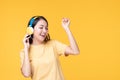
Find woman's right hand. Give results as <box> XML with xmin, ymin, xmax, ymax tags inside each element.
<box><xmin>23</xmin><ymin>34</ymin><xmax>30</xmax><ymax>49</ymax></box>
<box><xmin>21</xmin><ymin>34</ymin><xmax>32</xmax><ymax>77</ymax></box>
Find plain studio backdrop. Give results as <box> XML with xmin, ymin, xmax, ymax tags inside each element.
<box><xmin>0</xmin><ymin>0</ymin><xmax>120</xmax><ymax>80</ymax></box>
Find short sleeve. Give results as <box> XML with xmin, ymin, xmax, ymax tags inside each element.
<box><xmin>20</xmin><ymin>49</ymin><xmax>24</xmax><ymax>68</ymax></box>
<box><xmin>54</xmin><ymin>40</ymin><xmax>68</xmax><ymax>56</ymax></box>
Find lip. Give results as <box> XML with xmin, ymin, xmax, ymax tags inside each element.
<box><xmin>40</xmin><ymin>34</ymin><xmax>46</xmax><ymax>37</ymax></box>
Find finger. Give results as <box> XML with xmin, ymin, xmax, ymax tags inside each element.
<box><xmin>25</xmin><ymin>38</ymin><xmax>29</xmax><ymax>43</ymax></box>
<box><xmin>23</xmin><ymin>35</ymin><xmax>30</xmax><ymax>43</ymax></box>
<box><xmin>64</xmin><ymin>18</ymin><xmax>69</xmax><ymax>22</ymax></box>
<box><xmin>24</xmin><ymin>34</ymin><xmax>29</xmax><ymax>38</ymax></box>
<box><xmin>64</xmin><ymin>18</ymin><xmax>68</xmax><ymax>22</ymax></box>
<box><xmin>24</xmin><ymin>34</ymin><xmax>31</xmax><ymax>40</ymax></box>
<box><xmin>26</xmin><ymin>35</ymin><xmax>31</xmax><ymax>38</ymax></box>
<box><xmin>68</xmin><ymin>19</ymin><xmax>70</xmax><ymax>23</ymax></box>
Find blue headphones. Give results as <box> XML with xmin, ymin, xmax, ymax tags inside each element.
<box><xmin>26</xmin><ymin>17</ymin><xmax>38</xmax><ymax>35</ymax></box>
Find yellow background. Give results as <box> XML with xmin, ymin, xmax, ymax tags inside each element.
<box><xmin>0</xmin><ymin>0</ymin><xmax>120</xmax><ymax>80</ymax></box>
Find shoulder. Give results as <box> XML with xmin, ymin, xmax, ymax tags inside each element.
<box><xmin>45</xmin><ymin>39</ymin><xmax>58</xmax><ymax>45</ymax></box>
<box><xmin>45</xmin><ymin>39</ymin><xmax>62</xmax><ymax>48</ymax></box>
<box><xmin>47</xmin><ymin>39</ymin><xmax>67</xmax><ymax>48</ymax></box>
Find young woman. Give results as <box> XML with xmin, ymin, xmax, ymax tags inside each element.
<box><xmin>20</xmin><ymin>16</ymin><xmax>80</xmax><ymax>80</ymax></box>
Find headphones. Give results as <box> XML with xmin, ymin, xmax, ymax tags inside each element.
<box><xmin>26</xmin><ymin>16</ymin><xmax>38</xmax><ymax>35</ymax></box>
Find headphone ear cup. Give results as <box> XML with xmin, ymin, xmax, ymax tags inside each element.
<box><xmin>26</xmin><ymin>27</ymin><xmax>33</xmax><ymax>35</ymax></box>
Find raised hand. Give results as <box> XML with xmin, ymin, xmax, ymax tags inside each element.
<box><xmin>61</xmin><ymin>18</ymin><xmax>70</xmax><ymax>30</ymax></box>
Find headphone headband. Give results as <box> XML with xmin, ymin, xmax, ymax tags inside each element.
<box><xmin>29</xmin><ymin>16</ymin><xmax>38</xmax><ymax>27</ymax></box>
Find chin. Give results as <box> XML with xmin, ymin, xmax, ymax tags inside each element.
<box><xmin>39</xmin><ymin>38</ymin><xmax>45</xmax><ymax>42</ymax></box>
<box><xmin>37</xmin><ymin>36</ymin><xmax>46</xmax><ymax>42</ymax></box>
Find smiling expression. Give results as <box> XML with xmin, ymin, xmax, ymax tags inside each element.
<box><xmin>33</xmin><ymin>19</ymin><xmax>48</xmax><ymax>44</ymax></box>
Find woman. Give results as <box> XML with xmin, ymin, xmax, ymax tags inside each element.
<box><xmin>20</xmin><ymin>16</ymin><xmax>80</xmax><ymax>80</ymax></box>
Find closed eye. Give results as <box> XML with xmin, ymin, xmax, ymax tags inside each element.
<box><xmin>45</xmin><ymin>27</ymin><xmax>48</xmax><ymax>30</ymax></box>
<box><xmin>38</xmin><ymin>27</ymin><xmax>43</xmax><ymax>29</ymax></box>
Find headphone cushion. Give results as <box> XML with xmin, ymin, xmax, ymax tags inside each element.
<box><xmin>26</xmin><ymin>27</ymin><xmax>33</xmax><ymax>35</ymax></box>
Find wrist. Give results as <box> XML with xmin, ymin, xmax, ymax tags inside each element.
<box><xmin>64</xmin><ymin>27</ymin><xmax>70</xmax><ymax>32</ymax></box>
<box><xmin>24</xmin><ymin>48</ymin><xmax>29</xmax><ymax>56</ymax></box>
<box><xmin>24</xmin><ymin>46</ymin><xmax>29</xmax><ymax>51</ymax></box>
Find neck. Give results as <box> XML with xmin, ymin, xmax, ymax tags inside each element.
<box><xmin>32</xmin><ymin>38</ymin><xmax>44</xmax><ymax>45</ymax></box>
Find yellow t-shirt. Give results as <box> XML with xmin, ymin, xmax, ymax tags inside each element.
<box><xmin>20</xmin><ymin>40</ymin><xmax>67</xmax><ymax>80</ymax></box>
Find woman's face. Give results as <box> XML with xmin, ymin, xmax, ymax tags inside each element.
<box><xmin>33</xmin><ymin>19</ymin><xmax>48</xmax><ymax>43</ymax></box>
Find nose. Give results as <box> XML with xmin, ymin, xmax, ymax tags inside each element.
<box><xmin>43</xmin><ymin>27</ymin><xmax>47</xmax><ymax>33</ymax></box>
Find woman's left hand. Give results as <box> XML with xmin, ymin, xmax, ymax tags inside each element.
<box><xmin>62</xmin><ymin>18</ymin><xmax>70</xmax><ymax>30</ymax></box>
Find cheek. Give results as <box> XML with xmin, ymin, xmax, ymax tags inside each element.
<box><xmin>33</xmin><ymin>30</ymin><xmax>40</xmax><ymax>37</ymax></box>
<box><xmin>34</xmin><ymin>28</ymin><xmax>41</xmax><ymax>33</ymax></box>
<box><xmin>46</xmin><ymin>30</ymin><xmax>48</xmax><ymax>33</ymax></box>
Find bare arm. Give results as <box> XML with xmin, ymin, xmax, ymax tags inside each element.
<box><xmin>20</xmin><ymin>35</ymin><xmax>31</xmax><ymax>77</ymax></box>
<box><xmin>62</xmin><ymin>18</ymin><xmax>80</xmax><ymax>55</ymax></box>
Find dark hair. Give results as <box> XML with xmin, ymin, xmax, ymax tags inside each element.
<box><xmin>28</xmin><ymin>16</ymin><xmax>50</xmax><ymax>44</ymax></box>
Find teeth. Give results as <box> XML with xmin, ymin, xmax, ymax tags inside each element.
<box><xmin>41</xmin><ymin>35</ymin><xmax>45</xmax><ymax>37</ymax></box>
<box><xmin>39</xmin><ymin>34</ymin><xmax>46</xmax><ymax>37</ymax></box>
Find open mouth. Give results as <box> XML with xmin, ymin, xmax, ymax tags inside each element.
<box><xmin>40</xmin><ymin>34</ymin><xmax>46</xmax><ymax>38</ymax></box>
